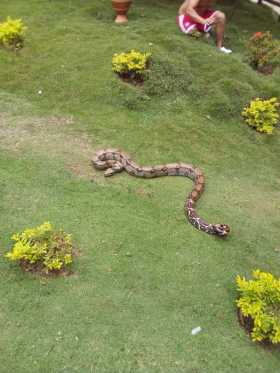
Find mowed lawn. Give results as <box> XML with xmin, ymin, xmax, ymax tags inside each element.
<box><xmin>0</xmin><ymin>0</ymin><xmax>280</xmax><ymax>371</ymax></box>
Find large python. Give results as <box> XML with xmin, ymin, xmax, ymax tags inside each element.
<box><xmin>92</xmin><ymin>149</ymin><xmax>230</xmax><ymax>237</ymax></box>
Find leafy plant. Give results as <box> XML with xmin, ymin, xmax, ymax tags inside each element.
<box><xmin>110</xmin><ymin>53</ymin><xmax>193</xmax><ymax>111</ymax></box>
<box><xmin>188</xmin><ymin>30</ymin><xmax>204</xmax><ymax>39</ymax></box>
<box><xmin>247</xmin><ymin>31</ymin><xmax>280</xmax><ymax>73</ymax></box>
<box><xmin>5</xmin><ymin>222</ymin><xmax>74</xmax><ymax>274</ymax></box>
<box><xmin>242</xmin><ymin>97</ymin><xmax>279</xmax><ymax>134</ymax></box>
<box><xmin>0</xmin><ymin>17</ymin><xmax>27</xmax><ymax>49</ymax></box>
<box><xmin>236</xmin><ymin>270</ymin><xmax>280</xmax><ymax>344</ymax></box>
<box><xmin>112</xmin><ymin>49</ymin><xmax>151</xmax><ymax>82</ymax></box>
<box><xmin>143</xmin><ymin>56</ymin><xmax>192</xmax><ymax>97</ymax></box>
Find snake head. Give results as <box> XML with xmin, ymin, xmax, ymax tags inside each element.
<box><xmin>104</xmin><ymin>168</ymin><xmax>115</xmax><ymax>177</ymax></box>
<box><xmin>104</xmin><ymin>162</ymin><xmax>124</xmax><ymax>177</ymax></box>
<box><xmin>92</xmin><ymin>160</ymin><xmax>108</xmax><ymax>170</ymax></box>
<box><xmin>213</xmin><ymin>224</ymin><xmax>230</xmax><ymax>237</ymax></box>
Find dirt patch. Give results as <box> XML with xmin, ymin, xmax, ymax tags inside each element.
<box><xmin>19</xmin><ymin>260</ymin><xmax>73</xmax><ymax>278</ymax></box>
<box><xmin>237</xmin><ymin>307</ymin><xmax>254</xmax><ymax>336</ymax></box>
<box><xmin>0</xmin><ymin>112</ymin><xmax>99</xmax><ymax>179</ymax></box>
<box><xmin>135</xmin><ymin>187</ymin><xmax>153</xmax><ymax>198</ymax></box>
<box><xmin>3</xmin><ymin>115</ymin><xmax>75</xmax><ymax>129</ymax></box>
<box><xmin>0</xmin><ymin>112</ymin><xmax>9</xmax><ymax>121</ymax></box>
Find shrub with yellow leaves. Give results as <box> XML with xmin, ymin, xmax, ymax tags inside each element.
<box><xmin>236</xmin><ymin>270</ymin><xmax>280</xmax><ymax>344</ymax></box>
<box><xmin>242</xmin><ymin>97</ymin><xmax>279</xmax><ymax>134</ymax></box>
<box><xmin>6</xmin><ymin>222</ymin><xmax>74</xmax><ymax>274</ymax></box>
<box><xmin>0</xmin><ymin>17</ymin><xmax>27</xmax><ymax>49</ymax></box>
<box><xmin>112</xmin><ymin>49</ymin><xmax>151</xmax><ymax>82</ymax></box>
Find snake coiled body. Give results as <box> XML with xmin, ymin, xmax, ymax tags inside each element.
<box><xmin>92</xmin><ymin>149</ymin><xmax>230</xmax><ymax>237</ymax></box>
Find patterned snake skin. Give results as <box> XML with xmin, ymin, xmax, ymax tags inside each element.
<box><xmin>92</xmin><ymin>149</ymin><xmax>230</xmax><ymax>237</ymax></box>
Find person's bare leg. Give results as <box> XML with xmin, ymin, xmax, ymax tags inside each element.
<box><xmin>214</xmin><ymin>11</ymin><xmax>226</xmax><ymax>48</ymax></box>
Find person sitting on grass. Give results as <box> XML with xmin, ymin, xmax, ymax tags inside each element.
<box><xmin>177</xmin><ymin>0</ymin><xmax>232</xmax><ymax>54</ymax></box>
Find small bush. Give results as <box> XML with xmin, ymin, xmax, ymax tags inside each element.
<box><xmin>242</xmin><ymin>97</ymin><xmax>279</xmax><ymax>134</ymax></box>
<box><xmin>236</xmin><ymin>270</ymin><xmax>280</xmax><ymax>344</ymax></box>
<box><xmin>111</xmin><ymin>53</ymin><xmax>192</xmax><ymax>110</ymax></box>
<box><xmin>247</xmin><ymin>31</ymin><xmax>280</xmax><ymax>74</ymax></box>
<box><xmin>112</xmin><ymin>49</ymin><xmax>151</xmax><ymax>82</ymax></box>
<box><xmin>204</xmin><ymin>79</ymin><xmax>255</xmax><ymax>119</ymax></box>
<box><xmin>143</xmin><ymin>56</ymin><xmax>192</xmax><ymax>97</ymax></box>
<box><xmin>0</xmin><ymin>17</ymin><xmax>27</xmax><ymax>49</ymax></box>
<box><xmin>112</xmin><ymin>80</ymin><xmax>151</xmax><ymax>110</ymax></box>
<box><xmin>5</xmin><ymin>222</ymin><xmax>74</xmax><ymax>274</ymax></box>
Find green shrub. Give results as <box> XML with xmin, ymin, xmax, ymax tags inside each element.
<box><xmin>0</xmin><ymin>17</ymin><xmax>27</xmax><ymax>49</ymax></box>
<box><xmin>111</xmin><ymin>53</ymin><xmax>192</xmax><ymax>110</ymax></box>
<box><xmin>5</xmin><ymin>222</ymin><xmax>74</xmax><ymax>274</ymax></box>
<box><xmin>201</xmin><ymin>79</ymin><xmax>255</xmax><ymax>119</ymax></box>
<box><xmin>236</xmin><ymin>270</ymin><xmax>280</xmax><ymax>344</ymax></box>
<box><xmin>112</xmin><ymin>80</ymin><xmax>151</xmax><ymax>110</ymax></box>
<box><xmin>247</xmin><ymin>31</ymin><xmax>280</xmax><ymax>73</ymax></box>
<box><xmin>242</xmin><ymin>97</ymin><xmax>279</xmax><ymax>134</ymax></box>
<box><xmin>143</xmin><ymin>56</ymin><xmax>192</xmax><ymax>97</ymax></box>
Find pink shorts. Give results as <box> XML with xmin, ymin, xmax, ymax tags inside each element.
<box><xmin>177</xmin><ymin>9</ymin><xmax>215</xmax><ymax>34</ymax></box>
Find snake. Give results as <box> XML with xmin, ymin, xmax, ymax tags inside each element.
<box><xmin>92</xmin><ymin>149</ymin><xmax>230</xmax><ymax>237</ymax></box>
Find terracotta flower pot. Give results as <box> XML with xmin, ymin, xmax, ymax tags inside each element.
<box><xmin>112</xmin><ymin>0</ymin><xmax>132</xmax><ymax>24</ymax></box>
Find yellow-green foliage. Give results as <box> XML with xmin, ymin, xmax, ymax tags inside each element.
<box><xmin>0</xmin><ymin>17</ymin><xmax>27</xmax><ymax>48</ymax></box>
<box><xmin>242</xmin><ymin>97</ymin><xmax>279</xmax><ymax>134</ymax></box>
<box><xmin>236</xmin><ymin>270</ymin><xmax>280</xmax><ymax>344</ymax></box>
<box><xmin>6</xmin><ymin>222</ymin><xmax>74</xmax><ymax>273</ymax></box>
<box><xmin>112</xmin><ymin>49</ymin><xmax>151</xmax><ymax>77</ymax></box>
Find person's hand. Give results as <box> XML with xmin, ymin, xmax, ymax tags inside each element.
<box><xmin>205</xmin><ymin>14</ymin><xmax>216</xmax><ymax>25</ymax></box>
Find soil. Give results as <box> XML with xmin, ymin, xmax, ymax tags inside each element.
<box><xmin>118</xmin><ymin>72</ymin><xmax>144</xmax><ymax>86</ymax></box>
<box><xmin>19</xmin><ymin>260</ymin><xmax>73</xmax><ymax>277</ymax></box>
<box><xmin>237</xmin><ymin>307</ymin><xmax>254</xmax><ymax>336</ymax></box>
<box><xmin>258</xmin><ymin>65</ymin><xmax>274</xmax><ymax>75</ymax></box>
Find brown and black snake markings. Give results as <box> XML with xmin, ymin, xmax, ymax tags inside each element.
<box><xmin>92</xmin><ymin>149</ymin><xmax>230</xmax><ymax>237</ymax></box>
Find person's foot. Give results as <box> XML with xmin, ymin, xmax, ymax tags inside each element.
<box><xmin>219</xmin><ymin>46</ymin><xmax>232</xmax><ymax>54</ymax></box>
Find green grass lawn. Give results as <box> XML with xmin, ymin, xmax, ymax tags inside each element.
<box><xmin>0</xmin><ymin>0</ymin><xmax>280</xmax><ymax>371</ymax></box>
